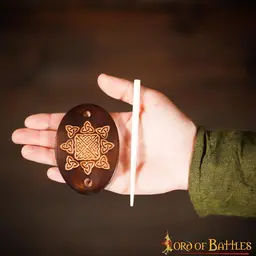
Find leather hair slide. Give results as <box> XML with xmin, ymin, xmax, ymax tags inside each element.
<box><xmin>55</xmin><ymin>104</ymin><xmax>119</xmax><ymax>195</ymax></box>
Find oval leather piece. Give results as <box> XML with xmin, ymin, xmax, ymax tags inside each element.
<box><xmin>55</xmin><ymin>104</ymin><xmax>119</xmax><ymax>194</ymax></box>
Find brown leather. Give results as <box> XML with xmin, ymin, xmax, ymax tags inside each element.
<box><xmin>55</xmin><ymin>104</ymin><xmax>119</xmax><ymax>194</ymax></box>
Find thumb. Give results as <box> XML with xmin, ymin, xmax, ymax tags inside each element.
<box><xmin>97</xmin><ymin>73</ymin><xmax>155</xmax><ymax>105</ymax></box>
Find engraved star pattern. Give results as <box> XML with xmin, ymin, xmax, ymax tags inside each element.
<box><xmin>60</xmin><ymin>121</ymin><xmax>115</xmax><ymax>175</ymax></box>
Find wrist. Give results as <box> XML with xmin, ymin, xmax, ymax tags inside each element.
<box><xmin>177</xmin><ymin>121</ymin><xmax>197</xmax><ymax>191</ymax></box>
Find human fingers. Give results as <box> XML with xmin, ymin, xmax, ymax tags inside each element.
<box><xmin>24</xmin><ymin>113</ymin><xmax>65</xmax><ymax>130</ymax></box>
<box><xmin>21</xmin><ymin>145</ymin><xmax>57</xmax><ymax>166</ymax></box>
<box><xmin>97</xmin><ymin>73</ymin><xmax>158</xmax><ymax>106</ymax></box>
<box><xmin>47</xmin><ymin>167</ymin><xmax>65</xmax><ymax>183</ymax></box>
<box><xmin>12</xmin><ymin>129</ymin><xmax>56</xmax><ymax>148</ymax></box>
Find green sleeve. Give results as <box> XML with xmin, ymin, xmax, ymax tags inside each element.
<box><xmin>189</xmin><ymin>127</ymin><xmax>256</xmax><ymax>217</ymax></box>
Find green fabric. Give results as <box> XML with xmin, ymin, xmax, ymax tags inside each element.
<box><xmin>189</xmin><ymin>127</ymin><xmax>256</xmax><ymax>217</ymax></box>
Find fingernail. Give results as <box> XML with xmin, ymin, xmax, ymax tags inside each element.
<box><xmin>12</xmin><ymin>131</ymin><xmax>21</xmax><ymax>143</ymax></box>
<box><xmin>24</xmin><ymin>116</ymin><xmax>36</xmax><ymax>128</ymax></box>
<box><xmin>21</xmin><ymin>145</ymin><xmax>33</xmax><ymax>156</ymax></box>
<box><xmin>98</xmin><ymin>73</ymin><xmax>106</xmax><ymax>82</ymax></box>
<box><xmin>24</xmin><ymin>116</ymin><xmax>32</xmax><ymax>126</ymax></box>
<box><xmin>47</xmin><ymin>169</ymin><xmax>53</xmax><ymax>178</ymax></box>
<box><xmin>25</xmin><ymin>115</ymin><xmax>36</xmax><ymax>125</ymax></box>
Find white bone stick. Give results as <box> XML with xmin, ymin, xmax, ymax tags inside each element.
<box><xmin>130</xmin><ymin>79</ymin><xmax>141</xmax><ymax>207</ymax></box>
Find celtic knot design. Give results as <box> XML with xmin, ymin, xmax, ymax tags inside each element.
<box><xmin>60</xmin><ymin>121</ymin><xmax>114</xmax><ymax>175</ymax></box>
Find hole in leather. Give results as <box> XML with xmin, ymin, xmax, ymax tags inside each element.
<box><xmin>84</xmin><ymin>178</ymin><xmax>92</xmax><ymax>187</ymax></box>
<box><xmin>83</xmin><ymin>111</ymin><xmax>91</xmax><ymax>117</ymax></box>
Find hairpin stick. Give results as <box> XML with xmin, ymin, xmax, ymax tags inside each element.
<box><xmin>130</xmin><ymin>79</ymin><xmax>141</xmax><ymax>207</ymax></box>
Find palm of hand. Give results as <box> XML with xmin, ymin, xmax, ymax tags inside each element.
<box><xmin>116</xmin><ymin>96</ymin><xmax>194</xmax><ymax>195</ymax></box>
<box><xmin>12</xmin><ymin>74</ymin><xmax>195</xmax><ymax>195</ymax></box>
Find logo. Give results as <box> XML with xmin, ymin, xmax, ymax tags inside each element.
<box><xmin>161</xmin><ymin>231</ymin><xmax>252</xmax><ymax>255</ymax></box>
<box><xmin>162</xmin><ymin>232</ymin><xmax>173</xmax><ymax>255</ymax></box>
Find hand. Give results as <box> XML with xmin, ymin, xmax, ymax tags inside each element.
<box><xmin>12</xmin><ymin>74</ymin><xmax>196</xmax><ymax>195</ymax></box>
